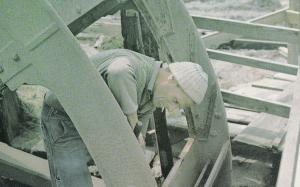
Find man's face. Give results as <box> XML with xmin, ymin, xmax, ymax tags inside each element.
<box><xmin>153</xmin><ymin>78</ymin><xmax>195</xmax><ymax>111</ymax></box>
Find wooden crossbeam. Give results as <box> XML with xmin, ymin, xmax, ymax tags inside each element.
<box><xmin>48</xmin><ymin>0</ymin><xmax>125</xmax><ymax>35</ymax></box>
<box><xmin>207</xmin><ymin>49</ymin><xmax>299</xmax><ymax>75</ymax></box>
<box><xmin>193</xmin><ymin>15</ymin><xmax>299</xmax><ymax>44</ymax></box>
<box><xmin>221</xmin><ymin>90</ymin><xmax>291</xmax><ymax>118</ymax></box>
<box><xmin>201</xmin><ymin>8</ymin><xmax>288</xmax><ymax>49</ymax></box>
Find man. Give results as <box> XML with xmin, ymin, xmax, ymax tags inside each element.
<box><xmin>41</xmin><ymin>49</ymin><xmax>208</xmax><ymax>187</ymax></box>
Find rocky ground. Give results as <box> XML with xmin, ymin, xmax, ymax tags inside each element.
<box><xmin>13</xmin><ymin>0</ymin><xmax>290</xmax><ymax>186</ymax></box>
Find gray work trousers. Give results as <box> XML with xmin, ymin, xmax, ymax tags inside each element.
<box><xmin>41</xmin><ymin>102</ymin><xmax>93</xmax><ymax>187</ymax></box>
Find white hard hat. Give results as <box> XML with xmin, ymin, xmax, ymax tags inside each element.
<box><xmin>169</xmin><ymin>62</ymin><xmax>208</xmax><ymax>104</ymax></box>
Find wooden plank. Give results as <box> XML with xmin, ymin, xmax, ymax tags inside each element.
<box><xmin>193</xmin><ymin>15</ymin><xmax>299</xmax><ymax>44</ymax></box>
<box><xmin>233</xmin><ymin>113</ymin><xmax>287</xmax><ymax>149</ymax></box>
<box><xmin>251</xmin><ymin>78</ymin><xmax>291</xmax><ymax>91</ymax></box>
<box><xmin>229</xmin><ymin>82</ymin><xmax>289</xmax><ymax>102</ymax></box>
<box><xmin>228</xmin><ymin>123</ymin><xmax>247</xmax><ymax>138</ymax></box>
<box><xmin>0</xmin><ymin>1</ymin><xmax>156</xmax><ymax>186</ymax></box>
<box><xmin>162</xmin><ymin>138</ymin><xmax>194</xmax><ymax>187</ymax></box>
<box><xmin>273</xmin><ymin>73</ymin><xmax>297</xmax><ymax>82</ymax></box>
<box><xmin>226</xmin><ymin>107</ymin><xmax>259</xmax><ymax>125</ymax></box>
<box><xmin>279</xmin><ymin>46</ymin><xmax>288</xmax><ymax>57</ymax></box>
<box><xmin>0</xmin><ymin>142</ymin><xmax>105</xmax><ymax>187</ymax></box>
<box><xmin>194</xmin><ymin>160</ymin><xmax>211</xmax><ymax>187</ymax></box>
<box><xmin>201</xmin><ymin>8</ymin><xmax>287</xmax><ymax>49</ymax></box>
<box><xmin>221</xmin><ymin>89</ymin><xmax>291</xmax><ymax>118</ymax></box>
<box><xmin>277</xmin><ymin>43</ymin><xmax>300</xmax><ymax>187</ymax></box>
<box><xmin>204</xmin><ymin>140</ymin><xmax>230</xmax><ymax>187</ymax></box>
<box><xmin>207</xmin><ymin>49</ymin><xmax>298</xmax><ymax>75</ymax></box>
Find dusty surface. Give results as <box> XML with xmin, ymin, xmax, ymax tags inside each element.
<box><xmin>212</xmin><ymin>49</ymin><xmax>287</xmax><ymax>89</ymax></box>
<box><xmin>186</xmin><ymin>0</ymin><xmax>285</xmax><ymax>20</ymax></box>
<box><xmin>12</xmin><ymin>0</ymin><xmax>291</xmax><ymax>186</ymax></box>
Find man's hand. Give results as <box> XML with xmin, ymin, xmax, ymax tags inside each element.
<box><xmin>126</xmin><ymin>113</ymin><xmax>145</xmax><ymax>149</ymax></box>
<box><xmin>126</xmin><ymin>113</ymin><xmax>138</xmax><ymax>129</ymax></box>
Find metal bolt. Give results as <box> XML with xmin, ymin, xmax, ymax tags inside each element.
<box><xmin>13</xmin><ymin>54</ymin><xmax>20</xmax><ymax>62</ymax></box>
<box><xmin>0</xmin><ymin>65</ymin><xmax>4</xmax><ymax>73</ymax></box>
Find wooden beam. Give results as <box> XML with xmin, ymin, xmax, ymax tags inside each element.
<box><xmin>276</xmin><ymin>3</ymin><xmax>300</xmax><ymax>183</ymax></box>
<box><xmin>162</xmin><ymin>138</ymin><xmax>195</xmax><ymax>187</ymax></box>
<box><xmin>194</xmin><ymin>160</ymin><xmax>211</xmax><ymax>187</ymax></box>
<box><xmin>207</xmin><ymin>49</ymin><xmax>298</xmax><ymax>75</ymax></box>
<box><xmin>286</xmin><ymin>10</ymin><xmax>300</xmax><ymax>27</ymax></box>
<box><xmin>286</xmin><ymin>9</ymin><xmax>300</xmax><ymax>65</ymax></box>
<box><xmin>48</xmin><ymin>0</ymin><xmax>126</xmax><ymax>35</ymax></box>
<box><xmin>193</xmin><ymin>15</ymin><xmax>299</xmax><ymax>44</ymax></box>
<box><xmin>201</xmin><ymin>8</ymin><xmax>288</xmax><ymax>49</ymax></box>
<box><xmin>221</xmin><ymin>90</ymin><xmax>291</xmax><ymax>118</ymax></box>
<box><xmin>0</xmin><ymin>142</ymin><xmax>105</xmax><ymax>187</ymax></box>
<box><xmin>204</xmin><ymin>141</ymin><xmax>230</xmax><ymax>187</ymax></box>
<box><xmin>276</xmin><ymin>71</ymin><xmax>300</xmax><ymax>186</ymax></box>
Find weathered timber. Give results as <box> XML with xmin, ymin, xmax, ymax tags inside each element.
<box><xmin>232</xmin><ymin>114</ymin><xmax>287</xmax><ymax>155</ymax></box>
<box><xmin>0</xmin><ymin>1</ymin><xmax>157</xmax><ymax>186</ymax></box>
<box><xmin>229</xmin><ymin>84</ymin><xmax>283</xmax><ymax>102</ymax></box>
<box><xmin>227</xmin><ymin>123</ymin><xmax>247</xmax><ymax>139</ymax></box>
<box><xmin>221</xmin><ymin>90</ymin><xmax>291</xmax><ymax>118</ymax></box>
<box><xmin>273</xmin><ymin>73</ymin><xmax>297</xmax><ymax>82</ymax></box>
<box><xmin>48</xmin><ymin>0</ymin><xmax>126</xmax><ymax>35</ymax></box>
<box><xmin>277</xmin><ymin>5</ymin><xmax>300</xmax><ymax>183</ymax></box>
<box><xmin>207</xmin><ymin>49</ymin><xmax>298</xmax><ymax>75</ymax></box>
<box><xmin>251</xmin><ymin>78</ymin><xmax>291</xmax><ymax>91</ymax></box>
<box><xmin>194</xmin><ymin>160</ymin><xmax>211</xmax><ymax>187</ymax></box>
<box><xmin>204</xmin><ymin>140</ymin><xmax>230</xmax><ymax>187</ymax></box>
<box><xmin>193</xmin><ymin>15</ymin><xmax>299</xmax><ymax>44</ymax></box>
<box><xmin>202</xmin><ymin>8</ymin><xmax>287</xmax><ymax>49</ymax></box>
<box><xmin>226</xmin><ymin>107</ymin><xmax>259</xmax><ymax>125</ymax></box>
<box><xmin>0</xmin><ymin>142</ymin><xmax>105</xmax><ymax>187</ymax></box>
<box><xmin>162</xmin><ymin>138</ymin><xmax>195</xmax><ymax>187</ymax></box>
<box><xmin>231</xmin><ymin>80</ymin><xmax>293</xmax><ymax>183</ymax></box>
